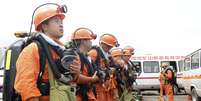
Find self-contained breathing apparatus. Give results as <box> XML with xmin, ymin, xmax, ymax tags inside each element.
<box><xmin>40</xmin><ymin>33</ymin><xmax>76</xmax><ymax>84</ymax></box>
<box><xmin>163</xmin><ymin>66</ymin><xmax>176</xmax><ymax>85</ymax></box>
<box><xmin>90</xmin><ymin>46</ymin><xmax>112</xmax><ymax>83</ymax></box>
<box><xmin>108</xmin><ymin>56</ymin><xmax>126</xmax><ymax>91</ymax></box>
<box><xmin>109</xmin><ymin>56</ymin><xmax>138</xmax><ymax>92</ymax></box>
<box><xmin>23</xmin><ymin>32</ymin><xmax>77</xmax><ymax>84</ymax></box>
<box><xmin>66</xmin><ymin>30</ymin><xmax>98</xmax><ymax>101</ymax></box>
<box><xmin>4</xmin><ymin>32</ymin><xmax>77</xmax><ymax>101</ymax></box>
<box><xmin>127</xmin><ymin>60</ymin><xmax>139</xmax><ymax>85</ymax></box>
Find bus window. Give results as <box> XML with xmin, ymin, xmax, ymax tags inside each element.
<box><xmin>184</xmin><ymin>58</ymin><xmax>191</xmax><ymax>71</ymax></box>
<box><xmin>143</xmin><ymin>61</ymin><xmax>159</xmax><ymax>73</ymax></box>
<box><xmin>200</xmin><ymin>51</ymin><xmax>201</xmax><ymax>67</ymax></box>
<box><xmin>178</xmin><ymin>60</ymin><xmax>184</xmax><ymax>72</ymax></box>
<box><xmin>191</xmin><ymin>52</ymin><xmax>199</xmax><ymax>69</ymax></box>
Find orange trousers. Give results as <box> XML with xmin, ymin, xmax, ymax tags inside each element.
<box><xmin>96</xmin><ymin>78</ymin><xmax>118</xmax><ymax>101</ymax></box>
<box><xmin>160</xmin><ymin>84</ymin><xmax>164</xmax><ymax>96</ymax></box>
<box><xmin>76</xmin><ymin>89</ymin><xmax>97</xmax><ymax>101</ymax></box>
<box><xmin>159</xmin><ymin>73</ymin><xmax>165</xmax><ymax>97</ymax></box>
<box><xmin>164</xmin><ymin>84</ymin><xmax>174</xmax><ymax>101</ymax></box>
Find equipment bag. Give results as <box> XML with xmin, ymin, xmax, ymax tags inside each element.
<box><xmin>3</xmin><ymin>38</ymin><xmax>47</xmax><ymax>101</ymax></box>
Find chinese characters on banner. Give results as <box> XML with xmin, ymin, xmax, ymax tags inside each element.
<box><xmin>131</xmin><ymin>56</ymin><xmax>186</xmax><ymax>61</ymax></box>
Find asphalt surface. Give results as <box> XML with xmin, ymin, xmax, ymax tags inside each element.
<box><xmin>0</xmin><ymin>91</ymin><xmax>191</xmax><ymax>101</ymax></box>
<box><xmin>142</xmin><ymin>91</ymin><xmax>191</xmax><ymax>101</ymax></box>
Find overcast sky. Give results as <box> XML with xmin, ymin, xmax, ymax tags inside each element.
<box><xmin>1</xmin><ymin>0</ymin><xmax>201</xmax><ymax>56</ymax></box>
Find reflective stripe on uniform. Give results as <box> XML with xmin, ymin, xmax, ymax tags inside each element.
<box><xmin>5</xmin><ymin>50</ymin><xmax>12</xmax><ymax>70</ymax></box>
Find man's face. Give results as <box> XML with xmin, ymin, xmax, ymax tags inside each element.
<box><xmin>82</xmin><ymin>39</ymin><xmax>92</xmax><ymax>52</ymax></box>
<box><xmin>123</xmin><ymin>55</ymin><xmax>130</xmax><ymax>62</ymax></box>
<box><xmin>112</xmin><ymin>55</ymin><xmax>122</xmax><ymax>63</ymax></box>
<box><xmin>44</xmin><ymin>16</ymin><xmax>64</xmax><ymax>39</ymax></box>
<box><xmin>112</xmin><ymin>55</ymin><xmax>125</xmax><ymax>68</ymax></box>
<box><xmin>101</xmin><ymin>43</ymin><xmax>113</xmax><ymax>52</ymax></box>
<box><xmin>161</xmin><ymin>65</ymin><xmax>167</xmax><ymax>69</ymax></box>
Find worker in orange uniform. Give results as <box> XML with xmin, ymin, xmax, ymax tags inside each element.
<box><xmin>123</xmin><ymin>46</ymin><xmax>134</xmax><ymax>57</ymax></box>
<box><xmin>109</xmin><ymin>47</ymin><xmax>127</xmax><ymax>101</ymax></box>
<box><xmin>159</xmin><ymin>65</ymin><xmax>165</xmax><ymax>101</ymax></box>
<box><xmin>69</xmin><ymin>27</ymin><xmax>99</xmax><ymax>101</ymax></box>
<box><xmin>88</xmin><ymin>34</ymin><xmax>119</xmax><ymax>101</ymax></box>
<box><xmin>14</xmin><ymin>4</ymin><xmax>81</xmax><ymax>101</ymax></box>
<box><xmin>161</xmin><ymin>63</ymin><xmax>174</xmax><ymax>101</ymax></box>
<box><xmin>123</xmin><ymin>46</ymin><xmax>141</xmax><ymax>75</ymax></box>
<box><xmin>121</xmin><ymin>46</ymin><xmax>139</xmax><ymax>101</ymax></box>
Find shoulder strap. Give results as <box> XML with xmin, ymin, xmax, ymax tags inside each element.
<box><xmin>91</xmin><ymin>46</ymin><xmax>100</xmax><ymax>66</ymax></box>
<box><xmin>78</xmin><ymin>52</ymin><xmax>94</xmax><ymax>76</ymax></box>
<box><xmin>34</xmin><ymin>41</ymin><xmax>47</xmax><ymax>85</ymax></box>
<box><xmin>79</xmin><ymin>52</ymin><xmax>85</xmax><ymax>73</ymax></box>
<box><xmin>128</xmin><ymin>60</ymin><xmax>135</xmax><ymax>67</ymax></box>
<box><xmin>91</xmin><ymin>46</ymin><xmax>106</xmax><ymax>68</ymax></box>
<box><xmin>129</xmin><ymin>60</ymin><xmax>140</xmax><ymax>72</ymax></box>
<box><xmin>76</xmin><ymin>52</ymin><xmax>94</xmax><ymax>101</ymax></box>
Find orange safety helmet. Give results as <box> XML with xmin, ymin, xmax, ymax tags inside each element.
<box><xmin>110</xmin><ymin>47</ymin><xmax>123</xmax><ymax>57</ymax></box>
<box><xmin>161</xmin><ymin>63</ymin><xmax>168</xmax><ymax>68</ymax></box>
<box><xmin>123</xmin><ymin>49</ymin><xmax>134</xmax><ymax>56</ymax></box>
<box><xmin>123</xmin><ymin>46</ymin><xmax>135</xmax><ymax>55</ymax></box>
<box><xmin>34</xmin><ymin>4</ymin><xmax>65</xmax><ymax>31</ymax></box>
<box><xmin>71</xmin><ymin>27</ymin><xmax>97</xmax><ymax>40</ymax></box>
<box><xmin>99</xmin><ymin>34</ymin><xmax>119</xmax><ymax>47</ymax></box>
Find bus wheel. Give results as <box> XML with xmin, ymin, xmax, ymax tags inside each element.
<box><xmin>191</xmin><ymin>88</ymin><xmax>201</xmax><ymax>101</ymax></box>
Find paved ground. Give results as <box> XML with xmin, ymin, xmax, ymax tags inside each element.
<box><xmin>142</xmin><ymin>91</ymin><xmax>191</xmax><ymax>101</ymax></box>
<box><xmin>143</xmin><ymin>95</ymin><xmax>190</xmax><ymax>101</ymax></box>
<box><xmin>0</xmin><ymin>91</ymin><xmax>191</xmax><ymax>101</ymax></box>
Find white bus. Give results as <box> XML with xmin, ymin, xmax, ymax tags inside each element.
<box><xmin>131</xmin><ymin>55</ymin><xmax>185</xmax><ymax>94</ymax></box>
<box><xmin>176</xmin><ymin>59</ymin><xmax>185</xmax><ymax>92</ymax></box>
<box><xmin>177</xmin><ymin>49</ymin><xmax>201</xmax><ymax>101</ymax></box>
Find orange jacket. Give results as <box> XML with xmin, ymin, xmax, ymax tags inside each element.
<box><xmin>159</xmin><ymin>73</ymin><xmax>165</xmax><ymax>96</ymax></box>
<box><xmin>14</xmin><ymin>42</ymin><xmax>61</xmax><ymax>101</ymax></box>
<box><xmin>165</xmin><ymin>69</ymin><xmax>173</xmax><ymax>81</ymax></box>
<box><xmin>88</xmin><ymin>49</ymin><xmax>117</xmax><ymax>101</ymax></box>
<box><xmin>76</xmin><ymin>63</ymin><xmax>97</xmax><ymax>101</ymax></box>
<box><xmin>164</xmin><ymin>69</ymin><xmax>174</xmax><ymax>101</ymax></box>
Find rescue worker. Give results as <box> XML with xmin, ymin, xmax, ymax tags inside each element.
<box><xmin>14</xmin><ymin>4</ymin><xmax>81</xmax><ymax>101</ymax></box>
<box><xmin>123</xmin><ymin>46</ymin><xmax>141</xmax><ymax>74</ymax></box>
<box><xmin>123</xmin><ymin>46</ymin><xmax>134</xmax><ymax>59</ymax></box>
<box><xmin>70</xmin><ymin>27</ymin><xmax>99</xmax><ymax>101</ymax></box>
<box><xmin>161</xmin><ymin>63</ymin><xmax>174</xmax><ymax>101</ymax></box>
<box><xmin>159</xmin><ymin>65</ymin><xmax>165</xmax><ymax>101</ymax></box>
<box><xmin>109</xmin><ymin>47</ymin><xmax>125</xmax><ymax>101</ymax></box>
<box><xmin>88</xmin><ymin>34</ymin><xmax>119</xmax><ymax>101</ymax></box>
<box><xmin>122</xmin><ymin>46</ymin><xmax>136</xmax><ymax>75</ymax></box>
<box><xmin>121</xmin><ymin>46</ymin><xmax>139</xmax><ymax>101</ymax></box>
